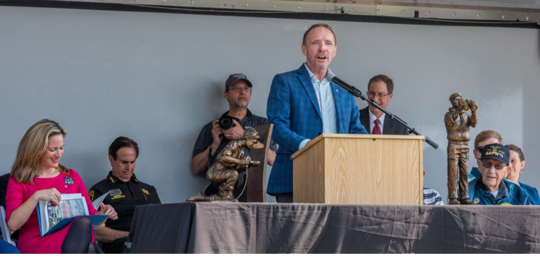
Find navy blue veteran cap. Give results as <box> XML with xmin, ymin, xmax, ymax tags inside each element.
<box><xmin>225</xmin><ymin>73</ymin><xmax>253</xmax><ymax>89</ymax></box>
<box><xmin>480</xmin><ymin>143</ymin><xmax>510</xmax><ymax>165</ymax></box>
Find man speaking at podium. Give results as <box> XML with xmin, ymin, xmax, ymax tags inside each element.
<box><xmin>266</xmin><ymin>23</ymin><xmax>368</xmax><ymax>203</ymax></box>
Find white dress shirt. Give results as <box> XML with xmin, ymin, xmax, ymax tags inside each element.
<box><xmin>368</xmin><ymin>109</ymin><xmax>385</xmax><ymax>134</ymax></box>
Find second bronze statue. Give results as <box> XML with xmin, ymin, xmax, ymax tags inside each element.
<box><xmin>445</xmin><ymin>93</ymin><xmax>477</xmax><ymax>205</ymax></box>
<box><xmin>187</xmin><ymin>128</ymin><xmax>261</xmax><ymax>202</ymax></box>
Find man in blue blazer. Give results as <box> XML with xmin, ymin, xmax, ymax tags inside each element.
<box><xmin>266</xmin><ymin>23</ymin><xmax>368</xmax><ymax>202</ymax></box>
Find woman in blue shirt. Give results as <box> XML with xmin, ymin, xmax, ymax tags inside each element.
<box><xmin>505</xmin><ymin>144</ymin><xmax>540</xmax><ymax>205</ymax></box>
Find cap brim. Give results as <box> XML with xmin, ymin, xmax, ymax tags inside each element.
<box><xmin>480</xmin><ymin>156</ymin><xmax>508</xmax><ymax>165</ymax></box>
<box><xmin>227</xmin><ymin>78</ymin><xmax>252</xmax><ymax>88</ymax></box>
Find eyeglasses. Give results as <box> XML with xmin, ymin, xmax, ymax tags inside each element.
<box><xmin>481</xmin><ymin>160</ymin><xmax>506</xmax><ymax>171</ymax></box>
<box><xmin>228</xmin><ymin>86</ymin><xmax>252</xmax><ymax>93</ymax></box>
<box><xmin>367</xmin><ymin>91</ymin><xmax>390</xmax><ymax>99</ymax></box>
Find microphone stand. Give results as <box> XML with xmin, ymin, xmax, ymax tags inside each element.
<box><xmin>331</xmin><ymin>77</ymin><xmax>439</xmax><ymax>149</ymax></box>
<box><xmin>363</xmin><ymin>96</ymin><xmax>438</xmax><ymax>149</ymax></box>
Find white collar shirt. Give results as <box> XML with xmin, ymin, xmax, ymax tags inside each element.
<box><xmin>368</xmin><ymin>109</ymin><xmax>385</xmax><ymax>134</ymax></box>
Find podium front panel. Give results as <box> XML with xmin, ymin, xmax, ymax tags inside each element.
<box><xmin>293</xmin><ymin>134</ymin><xmax>423</xmax><ymax>205</ymax></box>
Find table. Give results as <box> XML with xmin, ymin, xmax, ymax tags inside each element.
<box><xmin>128</xmin><ymin>202</ymin><xmax>540</xmax><ymax>253</ymax></box>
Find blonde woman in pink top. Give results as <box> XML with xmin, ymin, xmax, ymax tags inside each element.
<box><xmin>5</xmin><ymin>119</ymin><xmax>116</xmax><ymax>253</ymax></box>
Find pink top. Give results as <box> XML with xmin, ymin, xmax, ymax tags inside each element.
<box><xmin>5</xmin><ymin>169</ymin><xmax>97</xmax><ymax>253</ymax></box>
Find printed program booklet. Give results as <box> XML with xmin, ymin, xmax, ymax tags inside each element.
<box><xmin>36</xmin><ymin>193</ymin><xmax>107</xmax><ymax>237</ymax></box>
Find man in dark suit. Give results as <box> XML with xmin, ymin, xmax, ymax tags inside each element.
<box><xmin>359</xmin><ymin>74</ymin><xmax>408</xmax><ymax>135</ymax></box>
<box><xmin>267</xmin><ymin>23</ymin><xmax>368</xmax><ymax>202</ymax></box>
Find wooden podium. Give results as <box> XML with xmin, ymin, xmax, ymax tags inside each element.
<box><xmin>291</xmin><ymin>134</ymin><xmax>424</xmax><ymax>205</ymax></box>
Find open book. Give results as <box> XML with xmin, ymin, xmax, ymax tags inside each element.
<box><xmin>36</xmin><ymin>193</ymin><xmax>107</xmax><ymax>237</ymax></box>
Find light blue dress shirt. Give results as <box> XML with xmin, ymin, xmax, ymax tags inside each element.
<box><xmin>299</xmin><ymin>63</ymin><xmax>337</xmax><ymax>149</ymax></box>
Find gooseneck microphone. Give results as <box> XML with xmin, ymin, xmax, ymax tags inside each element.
<box><xmin>330</xmin><ymin>75</ymin><xmax>439</xmax><ymax>149</ymax></box>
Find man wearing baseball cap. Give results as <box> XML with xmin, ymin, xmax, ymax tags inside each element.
<box><xmin>468</xmin><ymin>143</ymin><xmax>531</xmax><ymax>205</ymax></box>
<box><xmin>191</xmin><ymin>73</ymin><xmax>276</xmax><ymax>202</ymax></box>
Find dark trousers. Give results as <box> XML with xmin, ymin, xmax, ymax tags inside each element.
<box><xmin>101</xmin><ymin>236</ymin><xmax>129</xmax><ymax>253</ymax></box>
<box><xmin>275</xmin><ymin>192</ymin><xmax>293</xmax><ymax>203</ymax></box>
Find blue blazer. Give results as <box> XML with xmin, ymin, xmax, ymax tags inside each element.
<box><xmin>266</xmin><ymin>64</ymin><xmax>368</xmax><ymax>194</ymax></box>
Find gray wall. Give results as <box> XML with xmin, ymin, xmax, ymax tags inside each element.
<box><xmin>1</xmin><ymin>6</ymin><xmax>539</xmax><ymax>203</ymax></box>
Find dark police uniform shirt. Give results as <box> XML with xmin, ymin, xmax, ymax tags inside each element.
<box><xmin>192</xmin><ymin>109</ymin><xmax>277</xmax><ymax>200</ymax></box>
<box><xmin>89</xmin><ymin>172</ymin><xmax>161</xmax><ymax>231</ymax></box>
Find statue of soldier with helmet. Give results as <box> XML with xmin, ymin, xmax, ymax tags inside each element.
<box><xmin>187</xmin><ymin>127</ymin><xmax>261</xmax><ymax>202</ymax></box>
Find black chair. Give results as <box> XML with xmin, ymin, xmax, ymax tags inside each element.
<box><xmin>245</xmin><ymin>124</ymin><xmax>274</xmax><ymax>202</ymax></box>
<box><xmin>0</xmin><ymin>173</ymin><xmax>9</xmax><ymax>209</ymax></box>
<box><xmin>0</xmin><ymin>206</ymin><xmax>15</xmax><ymax>246</ymax></box>
<box><xmin>0</xmin><ymin>173</ymin><xmax>18</xmax><ymax>246</ymax></box>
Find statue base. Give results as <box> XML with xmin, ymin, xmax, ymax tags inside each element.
<box><xmin>186</xmin><ymin>192</ymin><xmax>238</xmax><ymax>202</ymax></box>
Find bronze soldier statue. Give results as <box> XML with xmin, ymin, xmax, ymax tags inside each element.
<box><xmin>187</xmin><ymin>127</ymin><xmax>261</xmax><ymax>202</ymax></box>
<box><xmin>445</xmin><ymin>93</ymin><xmax>477</xmax><ymax>205</ymax></box>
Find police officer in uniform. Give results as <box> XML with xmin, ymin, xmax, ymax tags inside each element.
<box><xmin>89</xmin><ymin>136</ymin><xmax>161</xmax><ymax>253</ymax></box>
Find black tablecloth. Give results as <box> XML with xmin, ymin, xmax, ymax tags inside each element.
<box><xmin>128</xmin><ymin>202</ymin><xmax>540</xmax><ymax>253</ymax></box>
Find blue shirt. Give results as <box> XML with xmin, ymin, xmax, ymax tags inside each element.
<box><xmin>468</xmin><ymin>167</ymin><xmax>481</xmax><ymax>181</ymax></box>
<box><xmin>469</xmin><ymin>178</ymin><xmax>531</xmax><ymax>205</ymax></box>
<box><xmin>299</xmin><ymin>64</ymin><xmax>337</xmax><ymax>149</ymax></box>
<box><xmin>520</xmin><ymin>182</ymin><xmax>540</xmax><ymax>205</ymax></box>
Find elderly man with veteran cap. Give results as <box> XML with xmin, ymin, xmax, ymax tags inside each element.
<box><xmin>192</xmin><ymin>73</ymin><xmax>277</xmax><ymax>202</ymax></box>
<box><xmin>468</xmin><ymin>143</ymin><xmax>531</xmax><ymax>205</ymax></box>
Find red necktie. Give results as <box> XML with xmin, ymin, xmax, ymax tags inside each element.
<box><xmin>372</xmin><ymin>119</ymin><xmax>381</xmax><ymax>134</ymax></box>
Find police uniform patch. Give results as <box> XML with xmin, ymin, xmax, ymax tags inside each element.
<box><xmin>109</xmin><ymin>189</ymin><xmax>122</xmax><ymax>196</ymax></box>
<box><xmin>111</xmin><ymin>194</ymin><xmax>126</xmax><ymax>200</ymax></box>
<box><xmin>89</xmin><ymin>190</ymin><xmax>95</xmax><ymax>201</ymax></box>
<box><xmin>109</xmin><ymin>189</ymin><xmax>124</xmax><ymax>200</ymax></box>
<box><xmin>141</xmin><ymin>188</ymin><xmax>150</xmax><ymax>196</ymax></box>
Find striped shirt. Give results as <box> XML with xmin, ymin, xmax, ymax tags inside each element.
<box><xmin>423</xmin><ymin>188</ymin><xmax>444</xmax><ymax>205</ymax></box>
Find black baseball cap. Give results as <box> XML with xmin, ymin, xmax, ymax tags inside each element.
<box><xmin>225</xmin><ymin>73</ymin><xmax>253</xmax><ymax>89</ymax></box>
<box><xmin>480</xmin><ymin>143</ymin><xmax>510</xmax><ymax>165</ymax></box>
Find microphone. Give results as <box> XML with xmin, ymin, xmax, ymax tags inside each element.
<box><xmin>331</xmin><ymin>76</ymin><xmax>363</xmax><ymax>98</ymax></box>
<box><xmin>424</xmin><ymin>136</ymin><xmax>439</xmax><ymax>149</ymax></box>
<box><xmin>331</xmin><ymin>75</ymin><xmax>439</xmax><ymax>149</ymax></box>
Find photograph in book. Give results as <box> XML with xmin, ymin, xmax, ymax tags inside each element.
<box><xmin>37</xmin><ymin>193</ymin><xmax>107</xmax><ymax>237</ymax></box>
<box><xmin>47</xmin><ymin>195</ymin><xmax>87</xmax><ymax>228</ymax></box>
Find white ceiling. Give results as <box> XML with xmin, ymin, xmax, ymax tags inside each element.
<box><xmin>361</xmin><ymin>0</ymin><xmax>540</xmax><ymax>9</ymax></box>
<box><xmin>42</xmin><ymin>0</ymin><xmax>540</xmax><ymax>22</ymax></box>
